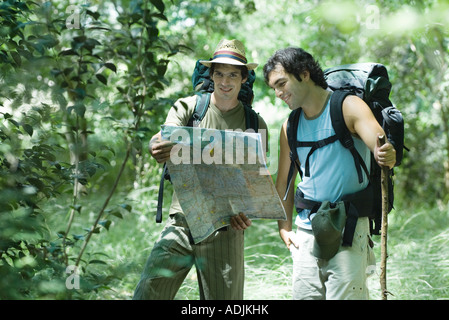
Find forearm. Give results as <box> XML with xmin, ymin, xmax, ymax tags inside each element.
<box><xmin>343</xmin><ymin>96</ymin><xmax>396</xmax><ymax>169</ymax></box>
<box><xmin>276</xmin><ymin>179</ymin><xmax>297</xmax><ymax>249</ymax></box>
<box><xmin>277</xmin><ymin>187</ymin><xmax>294</xmax><ymax>234</ymax></box>
<box><xmin>275</xmin><ymin>120</ymin><xmax>296</xmax><ymax>236</ymax></box>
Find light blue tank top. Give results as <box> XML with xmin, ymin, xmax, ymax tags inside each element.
<box><xmin>295</xmin><ymin>96</ymin><xmax>371</xmax><ymax>229</ymax></box>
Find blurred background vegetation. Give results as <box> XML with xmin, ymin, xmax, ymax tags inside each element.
<box><xmin>0</xmin><ymin>0</ymin><xmax>448</xmax><ymax>300</ymax></box>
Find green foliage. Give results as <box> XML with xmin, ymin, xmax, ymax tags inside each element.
<box><xmin>0</xmin><ymin>0</ymin><xmax>179</xmax><ymax>298</ymax></box>
<box><xmin>1</xmin><ymin>0</ymin><xmax>449</xmax><ymax>300</ymax></box>
<box><xmin>236</xmin><ymin>0</ymin><xmax>449</xmax><ymax>207</ymax></box>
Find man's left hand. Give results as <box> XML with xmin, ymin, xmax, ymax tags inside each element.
<box><xmin>375</xmin><ymin>134</ymin><xmax>396</xmax><ymax>169</ymax></box>
<box><xmin>230</xmin><ymin>213</ymin><xmax>252</xmax><ymax>230</ymax></box>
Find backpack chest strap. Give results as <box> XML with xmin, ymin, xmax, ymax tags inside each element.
<box><xmin>296</xmin><ymin>134</ymin><xmax>338</xmax><ymax>177</ymax></box>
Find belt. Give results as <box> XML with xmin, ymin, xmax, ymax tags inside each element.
<box><xmin>295</xmin><ymin>186</ymin><xmax>373</xmax><ymax>217</ymax></box>
<box><xmin>294</xmin><ymin>186</ymin><xmax>374</xmax><ymax>247</ymax></box>
<box><xmin>294</xmin><ymin>190</ymin><xmax>321</xmax><ymax>210</ymax></box>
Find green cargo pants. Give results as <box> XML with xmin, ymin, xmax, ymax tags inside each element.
<box><xmin>133</xmin><ymin>213</ymin><xmax>244</xmax><ymax>300</ymax></box>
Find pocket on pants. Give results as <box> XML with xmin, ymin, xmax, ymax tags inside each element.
<box><xmin>349</xmin><ymin>217</ymin><xmax>371</xmax><ymax>255</ymax></box>
<box><xmin>290</xmin><ymin>228</ymin><xmax>314</xmax><ymax>262</ymax></box>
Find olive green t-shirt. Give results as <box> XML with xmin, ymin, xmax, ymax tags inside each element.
<box><xmin>164</xmin><ymin>95</ymin><xmax>268</xmax><ymax>216</ymax></box>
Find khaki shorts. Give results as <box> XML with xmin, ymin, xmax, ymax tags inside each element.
<box><xmin>290</xmin><ymin>217</ymin><xmax>376</xmax><ymax>300</ymax></box>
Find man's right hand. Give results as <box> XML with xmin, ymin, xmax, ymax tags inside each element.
<box><xmin>279</xmin><ymin>228</ymin><xmax>299</xmax><ymax>250</ymax></box>
<box><xmin>149</xmin><ymin>132</ymin><xmax>174</xmax><ymax>163</ymax></box>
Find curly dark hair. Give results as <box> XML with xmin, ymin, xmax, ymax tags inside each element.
<box><xmin>263</xmin><ymin>47</ymin><xmax>328</xmax><ymax>90</ymax></box>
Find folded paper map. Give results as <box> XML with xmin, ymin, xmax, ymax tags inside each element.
<box><xmin>161</xmin><ymin>125</ymin><xmax>286</xmax><ymax>243</ymax></box>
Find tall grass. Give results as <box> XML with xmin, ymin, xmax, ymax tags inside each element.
<box><xmin>243</xmin><ymin>220</ymin><xmax>292</xmax><ymax>300</ymax></box>
<box><xmin>368</xmin><ymin>203</ymin><xmax>449</xmax><ymax>300</ymax></box>
<box><xmin>40</xmin><ymin>157</ymin><xmax>449</xmax><ymax>300</ymax></box>
<box><xmin>79</xmin><ymin>194</ymin><xmax>449</xmax><ymax>300</ymax></box>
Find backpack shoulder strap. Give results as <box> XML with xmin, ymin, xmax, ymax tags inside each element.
<box><xmin>329</xmin><ymin>90</ymin><xmax>353</xmax><ymax>147</ymax></box>
<box><xmin>187</xmin><ymin>92</ymin><xmax>211</xmax><ymax>127</ymax></box>
<box><xmin>287</xmin><ymin>109</ymin><xmax>301</xmax><ymax>156</ymax></box>
<box><xmin>156</xmin><ymin>163</ymin><xmax>168</xmax><ymax>223</ymax></box>
<box><xmin>329</xmin><ymin>90</ymin><xmax>369</xmax><ymax>183</ymax></box>
<box><xmin>244</xmin><ymin>106</ymin><xmax>259</xmax><ymax>133</ymax></box>
<box><xmin>283</xmin><ymin>108</ymin><xmax>302</xmax><ymax>200</ymax></box>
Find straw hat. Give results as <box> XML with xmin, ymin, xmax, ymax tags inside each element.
<box><xmin>200</xmin><ymin>39</ymin><xmax>258</xmax><ymax>70</ymax></box>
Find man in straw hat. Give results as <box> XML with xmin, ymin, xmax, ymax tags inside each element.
<box><xmin>133</xmin><ymin>39</ymin><xmax>267</xmax><ymax>300</ymax></box>
<box><xmin>263</xmin><ymin>47</ymin><xmax>396</xmax><ymax>299</ymax></box>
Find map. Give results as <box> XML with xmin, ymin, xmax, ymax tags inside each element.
<box><xmin>161</xmin><ymin>125</ymin><xmax>287</xmax><ymax>244</ymax></box>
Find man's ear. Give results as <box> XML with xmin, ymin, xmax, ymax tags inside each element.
<box><xmin>300</xmin><ymin>70</ymin><xmax>310</xmax><ymax>81</ymax></box>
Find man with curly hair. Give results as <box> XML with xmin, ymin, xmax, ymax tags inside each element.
<box><xmin>263</xmin><ymin>47</ymin><xmax>396</xmax><ymax>300</ymax></box>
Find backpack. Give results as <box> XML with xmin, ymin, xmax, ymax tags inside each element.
<box><xmin>156</xmin><ymin>59</ymin><xmax>260</xmax><ymax>223</ymax></box>
<box><xmin>285</xmin><ymin>63</ymin><xmax>405</xmax><ymax>236</ymax></box>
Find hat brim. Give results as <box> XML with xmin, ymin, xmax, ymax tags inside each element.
<box><xmin>200</xmin><ymin>58</ymin><xmax>258</xmax><ymax>70</ymax></box>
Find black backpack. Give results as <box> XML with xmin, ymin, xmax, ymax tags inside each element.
<box><xmin>156</xmin><ymin>59</ymin><xmax>260</xmax><ymax>223</ymax></box>
<box><xmin>285</xmin><ymin>63</ymin><xmax>405</xmax><ymax>235</ymax></box>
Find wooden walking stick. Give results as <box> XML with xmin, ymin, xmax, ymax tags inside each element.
<box><xmin>379</xmin><ymin>135</ymin><xmax>389</xmax><ymax>300</ymax></box>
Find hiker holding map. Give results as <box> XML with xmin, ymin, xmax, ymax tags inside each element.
<box><xmin>133</xmin><ymin>39</ymin><xmax>283</xmax><ymax>300</ymax></box>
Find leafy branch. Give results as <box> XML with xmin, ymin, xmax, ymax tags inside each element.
<box><xmin>73</xmin><ymin>0</ymin><xmax>171</xmax><ymax>267</ymax></box>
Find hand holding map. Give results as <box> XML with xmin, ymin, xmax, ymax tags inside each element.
<box><xmin>161</xmin><ymin>125</ymin><xmax>286</xmax><ymax>243</ymax></box>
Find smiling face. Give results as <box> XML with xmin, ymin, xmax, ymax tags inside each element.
<box><xmin>267</xmin><ymin>63</ymin><xmax>308</xmax><ymax>111</ymax></box>
<box><xmin>211</xmin><ymin>64</ymin><xmax>247</xmax><ymax>104</ymax></box>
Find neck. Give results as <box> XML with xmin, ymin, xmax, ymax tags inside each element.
<box><xmin>211</xmin><ymin>93</ymin><xmax>240</xmax><ymax>112</ymax></box>
<box><xmin>301</xmin><ymin>87</ymin><xmax>331</xmax><ymax>118</ymax></box>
